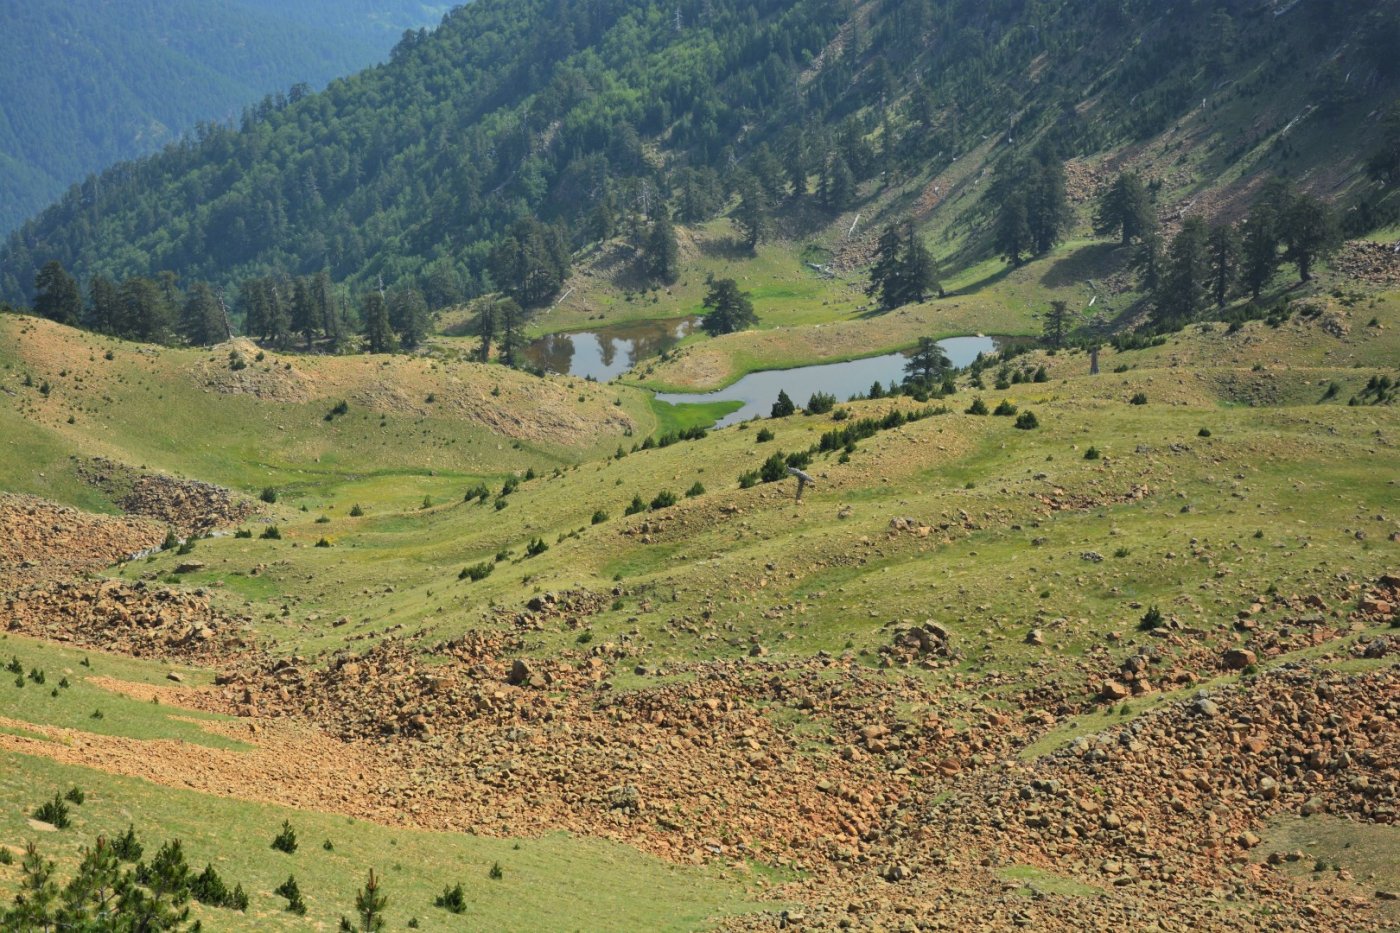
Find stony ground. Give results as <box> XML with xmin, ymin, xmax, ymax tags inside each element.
<box><xmin>0</xmin><ymin>271</ymin><xmax>1397</xmax><ymax>929</ymax></box>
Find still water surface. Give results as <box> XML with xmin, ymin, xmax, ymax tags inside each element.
<box><xmin>656</xmin><ymin>335</ymin><xmax>1000</xmax><ymax>428</ymax></box>
<box><xmin>522</xmin><ymin>320</ymin><xmax>1004</xmax><ymax>429</ymax></box>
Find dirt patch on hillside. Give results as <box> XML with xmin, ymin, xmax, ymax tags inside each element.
<box><xmin>0</xmin><ymin>715</ymin><xmax>402</xmax><ymax>829</ymax></box>
<box><xmin>0</xmin><ymin>494</ymin><xmax>165</xmax><ymax>587</ymax></box>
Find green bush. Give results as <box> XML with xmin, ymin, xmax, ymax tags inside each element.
<box><xmin>685</xmin><ymin>481</ymin><xmax>705</xmax><ymax>498</ymax></box>
<box><xmin>755</xmin><ymin>427</ymin><xmax>774</xmax><ymax>443</ymax></box>
<box><xmin>1014</xmin><ymin>411</ymin><xmax>1039</xmax><ymax>429</ymax></box>
<box><xmin>965</xmin><ymin>398</ymin><xmax>989</xmax><ymax>415</ymax></box>
<box><xmin>806</xmin><ymin>391</ymin><xmax>836</xmax><ymax>414</ymax></box>
<box><xmin>271</xmin><ymin>820</ymin><xmax>298</xmax><ymax>853</ymax></box>
<box><xmin>260</xmin><ymin>526</ymin><xmax>281</xmax><ymax>540</ymax></box>
<box><xmin>625</xmin><ymin>495</ymin><xmax>647</xmax><ymax>516</ymax></box>
<box><xmin>33</xmin><ymin>794</ymin><xmax>70</xmax><ymax>829</ymax></box>
<box><xmin>459</xmin><ymin>562</ymin><xmax>493</xmax><ymax>582</ymax></box>
<box><xmin>649</xmin><ymin>490</ymin><xmax>677</xmax><ymax>510</ymax></box>
<box><xmin>591</xmin><ymin>509</ymin><xmax>608</xmax><ymax>525</ymax></box>
<box><xmin>992</xmin><ymin>399</ymin><xmax>1017</xmax><ymax>416</ymax></box>
<box><xmin>275</xmin><ymin>875</ymin><xmax>307</xmax><ymax>915</ymax></box>
<box><xmin>759</xmin><ymin>452</ymin><xmax>788</xmax><ymax>483</ymax></box>
<box><xmin>112</xmin><ymin>825</ymin><xmax>143</xmax><ymax>861</ymax></box>
<box><xmin>436</xmin><ymin>882</ymin><xmax>468</xmax><ymax>914</ymax></box>
<box><xmin>1129</xmin><ymin>392</ymin><xmax>1148</xmax><ymax>405</ymax></box>
<box><xmin>260</xmin><ymin>487</ymin><xmax>278</xmax><ymax>504</ymax></box>
<box><xmin>1138</xmin><ymin>606</ymin><xmax>1164</xmax><ymax>631</ymax></box>
<box><xmin>1084</xmin><ymin>446</ymin><xmax>1100</xmax><ymax>460</ymax></box>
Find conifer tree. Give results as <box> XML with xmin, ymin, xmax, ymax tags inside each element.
<box><xmin>291</xmin><ymin>277</ymin><xmax>319</xmax><ymax>350</ymax></box>
<box><xmin>87</xmin><ymin>275</ymin><xmax>121</xmax><ymax>334</ymax></box>
<box><xmin>1207</xmin><ymin>224</ymin><xmax>1240</xmax><ymax>307</ymax></box>
<box><xmin>1155</xmin><ymin>215</ymin><xmax>1210</xmax><ymax>328</ymax></box>
<box><xmin>819</xmin><ymin>153</ymin><xmax>855</xmax><ymax>211</ymax></box>
<box><xmin>995</xmin><ymin>192</ymin><xmax>1033</xmax><ymax>266</ymax></box>
<box><xmin>904</xmin><ymin>336</ymin><xmax>951</xmax><ymax>385</ymax></box>
<box><xmin>181</xmin><ymin>281</ymin><xmax>225</xmax><ymax>346</ymax></box>
<box><xmin>389</xmin><ymin>286</ymin><xmax>429</xmax><ymax>350</ymax></box>
<box><xmin>867</xmin><ymin>222</ymin><xmax>939</xmax><ymax>310</ymax></box>
<box><xmin>1094</xmin><ymin>172</ymin><xmax>1154</xmax><ymax>247</ymax></box>
<box><xmin>498</xmin><ymin>298</ymin><xmax>524</xmax><ymax>367</ymax></box>
<box><xmin>353</xmin><ymin>868</ymin><xmax>387</xmax><ymax>932</ymax></box>
<box><xmin>474</xmin><ymin>301</ymin><xmax>497</xmax><ymax>362</ymax></box>
<box><xmin>733</xmin><ymin>173</ymin><xmax>769</xmax><ymax>253</ymax></box>
<box><xmin>362</xmin><ymin>292</ymin><xmax>395</xmax><ymax>353</ymax></box>
<box><xmin>6</xmin><ymin>842</ymin><xmax>59</xmax><ymax>929</ymax></box>
<box><xmin>1043</xmin><ymin>299</ymin><xmax>1070</xmax><ymax>348</ymax></box>
<box><xmin>700</xmin><ymin>277</ymin><xmax>757</xmax><ymax>336</ymax></box>
<box><xmin>1241</xmin><ymin>180</ymin><xmax>1289</xmax><ymax>299</ymax></box>
<box><xmin>1281</xmin><ymin>192</ymin><xmax>1338</xmax><ymax>283</ymax></box>
<box><xmin>33</xmin><ymin>260</ymin><xmax>82</xmax><ymax>326</ymax></box>
<box><xmin>643</xmin><ymin>208</ymin><xmax>680</xmax><ymax>284</ymax></box>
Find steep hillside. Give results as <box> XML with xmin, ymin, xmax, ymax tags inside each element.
<box><xmin>0</xmin><ymin>0</ymin><xmax>445</xmax><ymax>235</ymax></box>
<box><xmin>0</xmin><ymin>271</ymin><xmax>1396</xmax><ymax>929</ymax></box>
<box><xmin>4</xmin><ymin>0</ymin><xmax>1397</xmax><ymax>306</ymax></box>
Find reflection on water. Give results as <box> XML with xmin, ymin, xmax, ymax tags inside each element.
<box><xmin>524</xmin><ymin>321</ymin><xmax>1018</xmax><ymax>431</ymax></box>
<box><xmin>522</xmin><ymin>317</ymin><xmax>700</xmax><ymax>382</ymax></box>
<box><xmin>656</xmin><ymin>335</ymin><xmax>1003</xmax><ymax>428</ymax></box>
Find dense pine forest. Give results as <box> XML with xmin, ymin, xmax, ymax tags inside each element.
<box><xmin>0</xmin><ymin>0</ymin><xmax>445</xmax><ymax>235</ymax></box>
<box><xmin>3</xmin><ymin>0</ymin><xmax>1398</xmax><ymax>333</ymax></box>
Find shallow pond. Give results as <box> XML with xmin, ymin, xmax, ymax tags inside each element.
<box><xmin>657</xmin><ymin>335</ymin><xmax>1002</xmax><ymax>428</ymax></box>
<box><xmin>522</xmin><ymin>317</ymin><xmax>699</xmax><ymax>383</ymax></box>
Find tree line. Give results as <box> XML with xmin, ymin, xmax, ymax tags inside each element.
<box><xmin>1097</xmin><ymin>172</ymin><xmax>1340</xmax><ymax>332</ymax></box>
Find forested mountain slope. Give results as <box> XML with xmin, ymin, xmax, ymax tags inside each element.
<box><xmin>0</xmin><ymin>0</ymin><xmax>446</xmax><ymax>235</ymax></box>
<box><xmin>2</xmin><ymin>0</ymin><xmax>1397</xmax><ymax>309</ymax></box>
